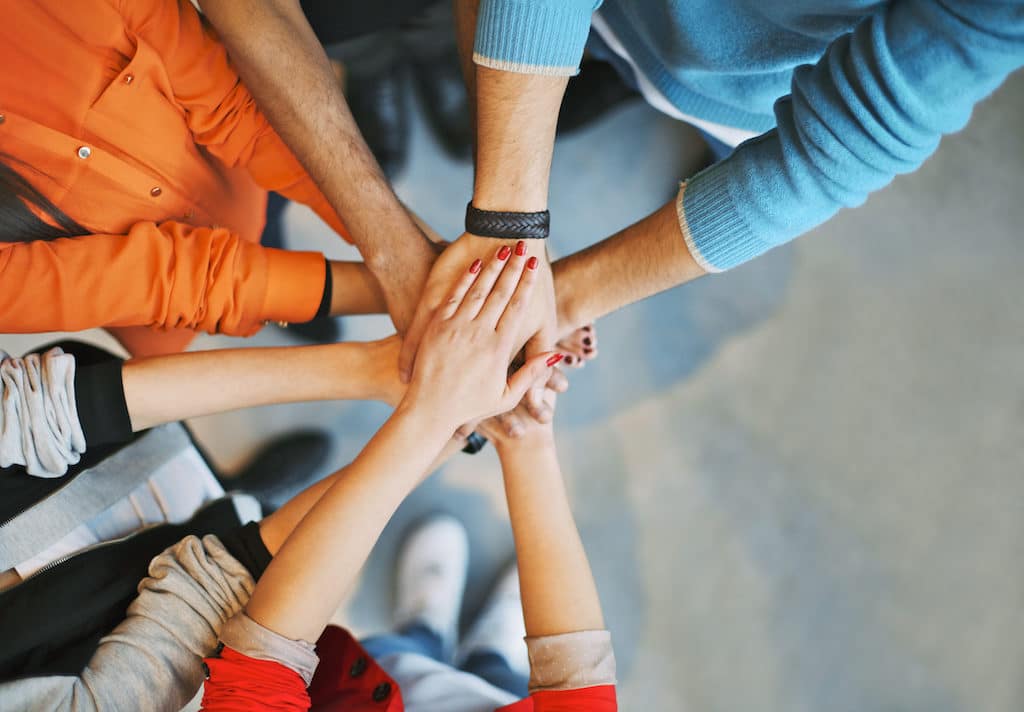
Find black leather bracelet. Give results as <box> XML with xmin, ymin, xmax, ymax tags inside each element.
<box><xmin>465</xmin><ymin>203</ymin><xmax>549</xmax><ymax>239</ymax></box>
<box><xmin>461</xmin><ymin>431</ymin><xmax>489</xmax><ymax>454</ymax></box>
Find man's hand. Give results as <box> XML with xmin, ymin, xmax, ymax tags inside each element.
<box><xmin>368</xmin><ymin>227</ymin><xmax>438</xmax><ymax>333</ymax></box>
<box><xmin>399</xmin><ymin>234</ymin><xmax>558</xmax><ymax>399</ymax></box>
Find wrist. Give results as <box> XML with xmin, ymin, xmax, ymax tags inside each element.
<box><xmin>551</xmin><ymin>257</ymin><xmax>583</xmax><ymax>336</ymax></box>
<box><xmin>395</xmin><ymin>387</ymin><xmax>460</xmax><ymax>438</ymax></box>
<box><xmin>493</xmin><ymin>428</ymin><xmax>556</xmax><ymax>459</ymax></box>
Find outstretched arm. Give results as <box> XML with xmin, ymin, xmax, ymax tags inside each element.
<box><xmin>198</xmin><ymin>0</ymin><xmax>436</xmax><ymax>332</ymax></box>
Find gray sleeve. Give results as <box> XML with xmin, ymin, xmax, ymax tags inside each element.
<box><xmin>0</xmin><ymin>347</ymin><xmax>86</xmax><ymax>478</ymax></box>
<box><xmin>526</xmin><ymin>630</ymin><xmax>617</xmax><ymax>693</ymax></box>
<box><xmin>0</xmin><ymin>534</ymin><xmax>255</xmax><ymax>712</ymax></box>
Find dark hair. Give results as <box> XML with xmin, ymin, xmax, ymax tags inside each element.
<box><xmin>0</xmin><ymin>158</ymin><xmax>86</xmax><ymax>242</ymax></box>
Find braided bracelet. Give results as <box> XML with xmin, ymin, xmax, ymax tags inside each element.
<box><xmin>465</xmin><ymin>203</ymin><xmax>550</xmax><ymax>239</ymax></box>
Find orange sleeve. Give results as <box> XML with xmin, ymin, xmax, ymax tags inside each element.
<box><xmin>116</xmin><ymin>0</ymin><xmax>350</xmax><ymax>240</ymax></box>
<box><xmin>0</xmin><ymin>222</ymin><xmax>326</xmax><ymax>336</ymax></box>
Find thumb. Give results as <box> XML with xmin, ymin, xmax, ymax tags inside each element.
<box><xmin>504</xmin><ymin>352</ymin><xmax>564</xmax><ymax>411</ymax></box>
<box><xmin>398</xmin><ymin>303</ymin><xmax>432</xmax><ymax>384</ymax></box>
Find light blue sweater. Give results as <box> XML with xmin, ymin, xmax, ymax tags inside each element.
<box><xmin>473</xmin><ymin>0</ymin><xmax>1024</xmax><ymax>271</ymax></box>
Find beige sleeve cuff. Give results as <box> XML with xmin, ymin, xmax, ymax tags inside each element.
<box><xmin>526</xmin><ymin>629</ymin><xmax>617</xmax><ymax>693</ymax></box>
<box><xmin>219</xmin><ymin>611</ymin><xmax>320</xmax><ymax>686</ymax></box>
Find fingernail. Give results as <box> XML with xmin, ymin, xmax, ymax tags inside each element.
<box><xmin>526</xmin><ymin>256</ymin><xmax>538</xmax><ymax>270</ymax></box>
<box><xmin>583</xmin><ymin>325</ymin><xmax>592</xmax><ymax>332</ymax></box>
<box><xmin>583</xmin><ymin>348</ymin><xmax>593</xmax><ymax>354</ymax></box>
<box><xmin>469</xmin><ymin>258</ymin><xmax>482</xmax><ymax>274</ymax></box>
<box><xmin>497</xmin><ymin>245</ymin><xmax>512</xmax><ymax>260</ymax></box>
<box><xmin>546</xmin><ymin>354</ymin><xmax>564</xmax><ymax>367</ymax></box>
<box><xmin>515</xmin><ymin>240</ymin><xmax>526</xmax><ymax>256</ymax></box>
<box><xmin>565</xmin><ymin>355</ymin><xmax>574</xmax><ymax>365</ymax></box>
<box><xmin>583</xmin><ymin>337</ymin><xmax>592</xmax><ymax>346</ymax></box>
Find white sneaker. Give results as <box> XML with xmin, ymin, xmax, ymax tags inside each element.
<box><xmin>456</xmin><ymin>563</ymin><xmax>529</xmax><ymax>676</ymax></box>
<box><xmin>393</xmin><ymin>515</ymin><xmax>470</xmax><ymax>657</ymax></box>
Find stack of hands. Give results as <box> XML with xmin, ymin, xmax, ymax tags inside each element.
<box><xmin>380</xmin><ymin>235</ymin><xmax>597</xmax><ymax>443</ymax></box>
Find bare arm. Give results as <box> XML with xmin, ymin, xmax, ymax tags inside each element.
<box><xmin>121</xmin><ymin>339</ymin><xmax>401</xmax><ymax>431</ymax></box>
<box><xmin>552</xmin><ymin>189</ymin><xmax>706</xmax><ymax>334</ymax></box>
<box><xmin>199</xmin><ymin>0</ymin><xmax>435</xmax><ymax>332</ymax></box>
<box><xmin>493</xmin><ymin>427</ymin><xmax>604</xmax><ymax>636</ymax></box>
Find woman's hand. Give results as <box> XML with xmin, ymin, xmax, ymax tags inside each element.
<box><xmin>402</xmin><ymin>242</ymin><xmax>563</xmax><ymax>432</ymax></box>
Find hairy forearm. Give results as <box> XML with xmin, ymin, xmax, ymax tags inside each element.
<box><xmin>496</xmin><ymin>435</ymin><xmax>604</xmax><ymax>636</ymax></box>
<box><xmin>473</xmin><ymin>66</ymin><xmax>568</xmax><ymax>212</ymax></box>
<box><xmin>122</xmin><ymin>341</ymin><xmax>391</xmax><ymax>431</ymax></box>
<box><xmin>552</xmin><ymin>191</ymin><xmax>706</xmax><ymax>333</ymax></box>
<box><xmin>199</xmin><ymin>0</ymin><xmax>423</xmax><ymax>267</ymax></box>
<box><xmin>246</xmin><ymin>409</ymin><xmax>451</xmax><ymax>641</ymax></box>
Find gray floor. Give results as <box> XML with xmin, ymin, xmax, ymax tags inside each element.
<box><xmin>7</xmin><ymin>70</ymin><xmax>1022</xmax><ymax>711</ymax></box>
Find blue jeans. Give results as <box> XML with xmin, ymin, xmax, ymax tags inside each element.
<box><xmin>361</xmin><ymin>623</ymin><xmax>529</xmax><ymax>699</ymax></box>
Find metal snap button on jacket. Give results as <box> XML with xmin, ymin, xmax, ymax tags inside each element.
<box><xmin>77</xmin><ymin>146</ymin><xmax>91</xmax><ymax>159</ymax></box>
<box><xmin>372</xmin><ymin>682</ymin><xmax>392</xmax><ymax>702</ymax></box>
<box><xmin>349</xmin><ymin>656</ymin><xmax>367</xmax><ymax>677</ymax></box>
<box><xmin>0</xmin><ymin>114</ymin><xmax>5</xmax><ymax>125</ymax></box>
<box><xmin>123</xmin><ymin>73</ymin><xmax>134</xmax><ymax>85</ymax></box>
<box><xmin>150</xmin><ymin>186</ymin><xmax>162</xmax><ymax>197</ymax></box>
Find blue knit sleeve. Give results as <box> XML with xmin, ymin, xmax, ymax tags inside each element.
<box><xmin>473</xmin><ymin>0</ymin><xmax>601</xmax><ymax>76</ymax></box>
<box><xmin>681</xmin><ymin>0</ymin><xmax>1024</xmax><ymax>272</ymax></box>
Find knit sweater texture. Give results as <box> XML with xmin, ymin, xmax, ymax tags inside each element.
<box><xmin>473</xmin><ymin>0</ymin><xmax>1024</xmax><ymax>270</ymax></box>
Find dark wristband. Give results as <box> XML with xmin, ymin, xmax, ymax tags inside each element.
<box><xmin>465</xmin><ymin>203</ymin><xmax>549</xmax><ymax>239</ymax></box>
<box><xmin>312</xmin><ymin>258</ymin><xmax>333</xmax><ymax>321</ymax></box>
<box><xmin>461</xmin><ymin>431</ymin><xmax>489</xmax><ymax>455</ymax></box>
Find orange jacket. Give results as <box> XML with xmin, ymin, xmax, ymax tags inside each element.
<box><xmin>0</xmin><ymin>0</ymin><xmax>348</xmax><ymax>349</ymax></box>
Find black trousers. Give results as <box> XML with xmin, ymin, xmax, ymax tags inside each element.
<box><xmin>299</xmin><ymin>0</ymin><xmax>438</xmax><ymax>45</ymax></box>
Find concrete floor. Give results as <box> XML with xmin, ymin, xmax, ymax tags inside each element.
<box><xmin>6</xmin><ymin>70</ymin><xmax>1022</xmax><ymax>711</ymax></box>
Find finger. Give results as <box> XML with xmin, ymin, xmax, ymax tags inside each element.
<box><xmin>398</xmin><ymin>302</ymin><xmax>433</xmax><ymax>384</ymax></box>
<box><xmin>496</xmin><ymin>411</ymin><xmax>526</xmax><ymax>439</ymax></box>
<box><xmin>438</xmin><ymin>257</ymin><xmax>483</xmax><ymax>320</ymax></box>
<box><xmin>503</xmin><ymin>352</ymin><xmax>563</xmax><ymax>413</ymax></box>
<box><xmin>456</xmin><ymin>244</ymin><xmax>513</xmax><ymax>321</ymax></box>
<box><xmin>525</xmin><ymin>382</ymin><xmax>553</xmax><ymax>423</ymax></box>
<box><xmin>546</xmin><ymin>367</ymin><xmax>569</xmax><ymax>393</ymax></box>
<box><xmin>455</xmin><ymin>418</ymin><xmax>481</xmax><ymax>440</ymax></box>
<box><xmin>494</xmin><ymin>255</ymin><xmax>539</xmax><ymax>347</ymax></box>
<box><xmin>478</xmin><ymin>240</ymin><xmax>531</xmax><ymax>328</ymax></box>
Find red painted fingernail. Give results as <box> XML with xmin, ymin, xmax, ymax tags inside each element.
<box><xmin>526</xmin><ymin>256</ymin><xmax>539</xmax><ymax>270</ymax></box>
<box><xmin>584</xmin><ymin>348</ymin><xmax>593</xmax><ymax>354</ymax></box>
<box><xmin>546</xmin><ymin>354</ymin><xmax>564</xmax><ymax>367</ymax></box>
<box><xmin>469</xmin><ymin>258</ymin><xmax>482</xmax><ymax>274</ymax></box>
<box><xmin>583</xmin><ymin>337</ymin><xmax>592</xmax><ymax>346</ymax></box>
<box><xmin>565</xmin><ymin>355</ymin><xmax>575</xmax><ymax>365</ymax></box>
<box><xmin>515</xmin><ymin>240</ymin><xmax>526</xmax><ymax>256</ymax></box>
<box><xmin>583</xmin><ymin>325</ymin><xmax>592</xmax><ymax>332</ymax></box>
<box><xmin>497</xmin><ymin>245</ymin><xmax>512</xmax><ymax>260</ymax></box>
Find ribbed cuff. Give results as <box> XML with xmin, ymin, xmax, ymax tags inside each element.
<box><xmin>74</xmin><ymin>359</ymin><xmax>132</xmax><ymax>447</ymax></box>
<box><xmin>474</xmin><ymin>0</ymin><xmax>596</xmax><ymax>76</ymax></box>
<box><xmin>260</xmin><ymin>248</ymin><xmax>329</xmax><ymax>324</ymax></box>
<box><xmin>527</xmin><ymin>629</ymin><xmax>617</xmax><ymax>693</ymax></box>
<box><xmin>219</xmin><ymin>612</ymin><xmax>320</xmax><ymax>686</ymax></box>
<box><xmin>681</xmin><ymin>162</ymin><xmax>770</xmax><ymax>271</ymax></box>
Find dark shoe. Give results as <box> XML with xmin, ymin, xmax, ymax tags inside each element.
<box><xmin>221</xmin><ymin>430</ymin><xmax>332</xmax><ymax>510</ymax></box>
<box><xmin>410</xmin><ymin>50</ymin><xmax>472</xmax><ymax>160</ymax></box>
<box><xmin>280</xmin><ymin>316</ymin><xmax>344</xmax><ymax>345</ymax></box>
<box><xmin>557</xmin><ymin>60</ymin><xmax>640</xmax><ymax>135</ymax></box>
<box><xmin>347</xmin><ymin>66</ymin><xmax>410</xmax><ymax>180</ymax></box>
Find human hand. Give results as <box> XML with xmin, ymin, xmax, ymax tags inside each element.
<box><xmin>398</xmin><ymin>235</ymin><xmax>558</xmax><ymax>409</ymax></box>
<box><xmin>371</xmin><ymin>224</ymin><xmax>439</xmax><ymax>334</ymax></box>
<box><xmin>401</xmin><ymin>242</ymin><xmax>563</xmax><ymax>432</ymax></box>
